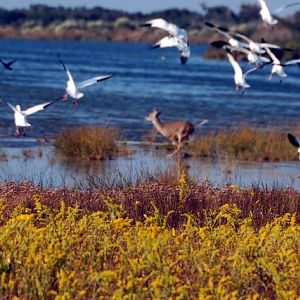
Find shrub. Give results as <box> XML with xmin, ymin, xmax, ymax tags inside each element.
<box><xmin>54</xmin><ymin>126</ymin><xmax>122</xmax><ymax>161</ymax></box>
<box><xmin>189</xmin><ymin>126</ymin><xmax>300</xmax><ymax>161</ymax></box>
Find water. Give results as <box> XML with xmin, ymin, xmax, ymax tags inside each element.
<box><xmin>1</xmin><ymin>39</ymin><xmax>300</xmax><ymax>140</ymax></box>
<box><xmin>1</xmin><ymin>146</ymin><xmax>300</xmax><ymax>190</ymax></box>
<box><xmin>1</xmin><ymin>39</ymin><xmax>300</xmax><ymax>189</ymax></box>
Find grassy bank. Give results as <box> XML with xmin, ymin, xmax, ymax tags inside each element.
<box><xmin>1</xmin><ymin>176</ymin><xmax>299</xmax><ymax>229</ymax></box>
<box><xmin>54</xmin><ymin>126</ymin><xmax>127</xmax><ymax>161</ymax></box>
<box><xmin>189</xmin><ymin>126</ymin><xmax>299</xmax><ymax>161</ymax></box>
<box><xmin>0</xmin><ymin>180</ymin><xmax>299</xmax><ymax>299</ymax></box>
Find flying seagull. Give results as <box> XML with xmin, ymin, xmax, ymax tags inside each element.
<box><xmin>287</xmin><ymin>133</ymin><xmax>300</xmax><ymax>159</ymax></box>
<box><xmin>211</xmin><ymin>41</ymin><xmax>270</xmax><ymax>66</ymax></box>
<box><xmin>57</xmin><ymin>54</ymin><xmax>113</xmax><ymax>106</ymax></box>
<box><xmin>142</xmin><ymin>18</ymin><xmax>190</xmax><ymax>64</ymax></box>
<box><xmin>6</xmin><ymin>99</ymin><xmax>60</xmax><ymax>136</ymax></box>
<box><xmin>226</xmin><ymin>50</ymin><xmax>262</xmax><ymax>92</ymax></box>
<box><xmin>257</xmin><ymin>0</ymin><xmax>300</xmax><ymax>25</ymax></box>
<box><xmin>0</xmin><ymin>58</ymin><xmax>17</xmax><ymax>71</ymax></box>
<box><xmin>257</xmin><ymin>0</ymin><xmax>279</xmax><ymax>25</ymax></box>
<box><xmin>212</xmin><ymin>26</ymin><xmax>281</xmax><ymax>54</ymax></box>
<box><xmin>264</xmin><ymin>47</ymin><xmax>300</xmax><ymax>81</ymax></box>
<box><xmin>205</xmin><ymin>22</ymin><xmax>247</xmax><ymax>49</ymax></box>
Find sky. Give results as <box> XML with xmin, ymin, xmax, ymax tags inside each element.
<box><xmin>0</xmin><ymin>0</ymin><xmax>295</xmax><ymax>13</ymax></box>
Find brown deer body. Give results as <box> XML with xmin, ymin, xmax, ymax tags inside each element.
<box><xmin>145</xmin><ymin>109</ymin><xmax>207</xmax><ymax>156</ymax></box>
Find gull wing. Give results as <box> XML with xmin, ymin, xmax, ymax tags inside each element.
<box><xmin>152</xmin><ymin>36</ymin><xmax>181</xmax><ymax>49</ymax></box>
<box><xmin>7</xmin><ymin>59</ymin><xmax>18</xmax><ymax>67</ymax></box>
<box><xmin>57</xmin><ymin>54</ymin><xmax>76</xmax><ymax>88</ymax></box>
<box><xmin>287</xmin><ymin>133</ymin><xmax>300</xmax><ymax>148</ymax></box>
<box><xmin>6</xmin><ymin>102</ymin><xmax>18</xmax><ymax>113</ymax></box>
<box><xmin>23</xmin><ymin>98</ymin><xmax>60</xmax><ymax>116</ymax></box>
<box><xmin>205</xmin><ymin>22</ymin><xmax>232</xmax><ymax>39</ymax></box>
<box><xmin>257</xmin><ymin>0</ymin><xmax>271</xmax><ymax>14</ymax></box>
<box><xmin>265</xmin><ymin>47</ymin><xmax>281</xmax><ymax>64</ymax></box>
<box><xmin>143</xmin><ymin>18</ymin><xmax>184</xmax><ymax>38</ymax></box>
<box><xmin>259</xmin><ymin>42</ymin><xmax>280</xmax><ymax>49</ymax></box>
<box><xmin>276</xmin><ymin>1</ymin><xmax>300</xmax><ymax>13</ymax></box>
<box><xmin>77</xmin><ymin>75</ymin><xmax>113</xmax><ymax>89</ymax></box>
<box><xmin>243</xmin><ymin>62</ymin><xmax>268</xmax><ymax>79</ymax></box>
<box><xmin>226</xmin><ymin>52</ymin><xmax>243</xmax><ymax>79</ymax></box>
<box><xmin>281</xmin><ymin>58</ymin><xmax>300</xmax><ymax>66</ymax></box>
<box><xmin>230</xmin><ymin>32</ymin><xmax>252</xmax><ymax>44</ymax></box>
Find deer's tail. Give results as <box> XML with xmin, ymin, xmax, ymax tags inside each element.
<box><xmin>194</xmin><ymin>120</ymin><xmax>208</xmax><ymax>128</ymax></box>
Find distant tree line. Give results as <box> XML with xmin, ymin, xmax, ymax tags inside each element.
<box><xmin>0</xmin><ymin>4</ymin><xmax>269</xmax><ymax>28</ymax></box>
<box><xmin>0</xmin><ymin>4</ymin><xmax>300</xmax><ymax>45</ymax></box>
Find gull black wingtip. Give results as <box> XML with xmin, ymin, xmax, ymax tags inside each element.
<box><xmin>141</xmin><ymin>22</ymin><xmax>151</xmax><ymax>27</ymax></box>
<box><xmin>211</xmin><ymin>40</ymin><xmax>229</xmax><ymax>48</ymax></box>
<box><xmin>218</xmin><ymin>26</ymin><xmax>229</xmax><ymax>32</ymax></box>
<box><xmin>204</xmin><ymin>21</ymin><xmax>215</xmax><ymax>28</ymax></box>
<box><xmin>96</xmin><ymin>75</ymin><xmax>113</xmax><ymax>82</ymax></box>
<box><xmin>44</xmin><ymin>96</ymin><xmax>64</xmax><ymax>109</ymax></box>
<box><xmin>150</xmin><ymin>44</ymin><xmax>160</xmax><ymax>49</ymax></box>
<box><xmin>287</xmin><ymin>133</ymin><xmax>300</xmax><ymax>148</ymax></box>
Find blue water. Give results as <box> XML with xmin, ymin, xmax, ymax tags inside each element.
<box><xmin>0</xmin><ymin>39</ymin><xmax>300</xmax><ymax>141</ymax></box>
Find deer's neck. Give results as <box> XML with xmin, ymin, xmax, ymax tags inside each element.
<box><xmin>152</xmin><ymin>117</ymin><xmax>165</xmax><ymax>135</ymax></box>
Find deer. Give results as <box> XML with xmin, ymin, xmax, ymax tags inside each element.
<box><xmin>145</xmin><ymin>108</ymin><xmax>208</xmax><ymax>157</ymax></box>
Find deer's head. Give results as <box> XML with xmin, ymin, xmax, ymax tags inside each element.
<box><xmin>145</xmin><ymin>108</ymin><xmax>161</xmax><ymax>122</ymax></box>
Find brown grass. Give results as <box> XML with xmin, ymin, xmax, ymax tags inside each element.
<box><xmin>54</xmin><ymin>126</ymin><xmax>124</xmax><ymax>161</ymax></box>
<box><xmin>189</xmin><ymin>125</ymin><xmax>299</xmax><ymax>161</ymax></box>
<box><xmin>1</xmin><ymin>180</ymin><xmax>299</xmax><ymax>229</ymax></box>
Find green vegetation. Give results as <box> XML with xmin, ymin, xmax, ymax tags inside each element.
<box><xmin>0</xmin><ymin>177</ymin><xmax>299</xmax><ymax>299</ymax></box>
<box><xmin>54</xmin><ymin>126</ymin><xmax>123</xmax><ymax>161</ymax></box>
<box><xmin>189</xmin><ymin>126</ymin><xmax>300</xmax><ymax>162</ymax></box>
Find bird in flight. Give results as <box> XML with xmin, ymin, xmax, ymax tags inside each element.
<box><xmin>6</xmin><ymin>98</ymin><xmax>60</xmax><ymax>136</ymax></box>
<box><xmin>0</xmin><ymin>58</ymin><xmax>18</xmax><ymax>71</ymax></box>
<box><xmin>143</xmin><ymin>18</ymin><xmax>190</xmax><ymax>64</ymax></box>
<box><xmin>57</xmin><ymin>54</ymin><xmax>112</xmax><ymax>106</ymax></box>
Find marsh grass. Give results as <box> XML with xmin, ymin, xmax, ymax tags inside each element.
<box><xmin>189</xmin><ymin>125</ymin><xmax>300</xmax><ymax>161</ymax></box>
<box><xmin>54</xmin><ymin>126</ymin><xmax>126</xmax><ymax>161</ymax></box>
<box><xmin>1</xmin><ymin>180</ymin><xmax>299</xmax><ymax>229</ymax></box>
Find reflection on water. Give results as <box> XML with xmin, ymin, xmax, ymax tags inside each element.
<box><xmin>0</xmin><ymin>145</ymin><xmax>300</xmax><ymax>191</ymax></box>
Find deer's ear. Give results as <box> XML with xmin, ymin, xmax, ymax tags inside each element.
<box><xmin>156</xmin><ymin>111</ymin><xmax>161</xmax><ymax>117</ymax></box>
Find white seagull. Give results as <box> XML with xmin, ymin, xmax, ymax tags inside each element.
<box><xmin>6</xmin><ymin>99</ymin><xmax>59</xmax><ymax>136</ymax></box>
<box><xmin>257</xmin><ymin>0</ymin><xmax>300</xmax><ymax>25</ymax></box>
<box><xmin>287</xmin><ymin>133</ymin><xmax>300</xmax><ymax>160</ymax></box>
<box><xmin>206</xmin><ymin>23</ymin><xmax>280</xmax><ymax>54</ymax></box>
<box><xmin>226</xmin><ymin>50</ymin><xmax>262</xmax><ymax>92</ymax></box>
<box><xmin>58</xmin><ymin>54</ymin><xmax>112</xmax><ymax>106</ymax></box>
<box><xmin>211</xmin><ymin>41</ymin><xmax>271</xmax><ymax>65</ymax></box>
<box><xmin>257</xmin><ymin>0</ymin><xmax>279</xmax><ymax>25</ymax></box>
<box><xmin>142</xmin><ymin>18</ymin><xmax>190</xmax><ymax>64</ymax></box>
<box><xmin>264</xmin><ymin>47</ymin><xmax>300</xmax><ymax>81</ymax></box>
<box><xmin>205</xmin><ymin>22</ymin><xmax>247</xmax><ymax>49</ymax></box>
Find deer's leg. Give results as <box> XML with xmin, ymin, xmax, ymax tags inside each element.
<box><xmin>169</xmin><ymin>134</ymin><xmax>184</xmax><ymax>157</ymax></box>
<box><xmin>169</xmin><ymin>135</ymin><xmax>177</xmax><ymax>146</ymax></box>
